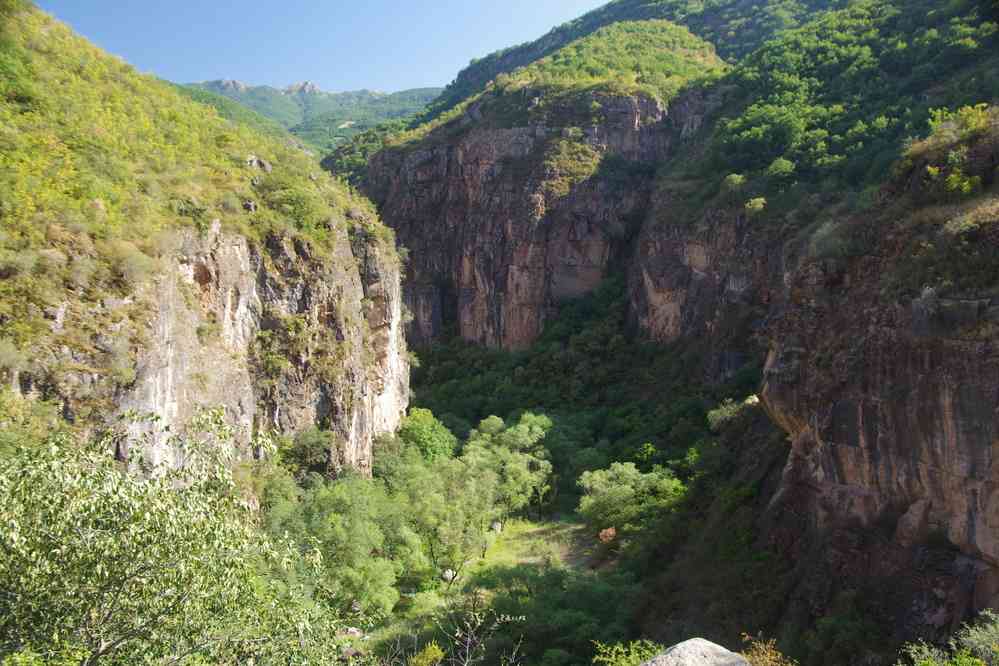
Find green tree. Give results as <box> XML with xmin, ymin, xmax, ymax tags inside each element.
<box><xmin>399</xmin><ymin>408</ymin><xmax>458</xmax><ymax>461</ymax></box>
<box><xmin>577</xmin><ymin>462</ymin><xmax>686</xmax><ymax>536</ymax></box>
<box><xmin>462</xmin><ymin>413</ymin><xmax>554</xmax><ymax>516</ymax></box>
<box><xmin>0</xmin><ymin>410</ymin><xmax>346</xmax><ymax>664</ymax></box>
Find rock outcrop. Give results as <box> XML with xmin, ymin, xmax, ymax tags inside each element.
<box><xmin>641</xmin><ymin>639</ymin><xmax>748</xmax><ymax>666</ymax></box>
<box><xmin>628</xmin><ymin>135</ymin><xmax>999</xmax><ymax>637</ymax></box>
<box><xmin>368</xmin><ymin>89</ymin><xmax>712</xmax><ymax>349</ymax></box>
<box><xmin>41</xmin><ymin>220</ymin><xmax>408</xmax><ymax>475</ymax></box>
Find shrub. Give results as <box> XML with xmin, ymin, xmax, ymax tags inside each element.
<box><xmin>0</xmin><ymin>410</ymin><xmax>347</xmax><ymax>663</ymax></box>
<box><xmin>745</xmin><ymin>197</ymin><xmax>767</xmax><ymax>215</ymax></box>
<box><xmin>742</xmin><ymin>636</ymin><xmax>799</xmax><ymax>666</ymax></box>
<box><xmin>410</xmin><ymin>641</ymin><xmax>445</xmax><ymax>666</ymax></box>
<box><xmin>592</xmin><ymin>640</ymin><xmax>665</xmax><ymax>666</ymax></box>
<box><xmin>578</xmin><ymin>462</ymin><xmax>686</xmax><ymax>536</ymax></box>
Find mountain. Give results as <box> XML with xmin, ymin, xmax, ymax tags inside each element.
<box><xmin>428</xmin><ymin>0</ymin><xmax>850</xmax><ymax>117</ymax></box>
<box><xmin>6</xmin><ymin>0</ymin><xmax>999</xmax><ymax>663</ymax></box>
<box><xmin>356</xmin><ymin>0</ymin><xmax>999</xmax><ymax>660</ymax></box>
<box><xmin>0</xmin><ymin>2</ymin><xmax>408</xmax><ymax>469</ymax></box>
<box><xmin>186</xmin><ymin>79</ymin><xmax>444</xmax><ymax>151</ymax></box>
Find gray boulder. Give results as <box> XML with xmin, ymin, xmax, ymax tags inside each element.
<box><xmin>640</xmin><ymin>639</ymin><xmax>748</xmax><ymax>666</ymax></box>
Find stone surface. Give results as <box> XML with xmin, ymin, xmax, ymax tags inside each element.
<box><xmin>641</xmin><ymin>639</ymin><xmax>748</xmax><ymax>666</ymax></box>
<box><xmin>117</xmin><ymin>224</ymin><xmax>408</xmax><ymax>474</ymax></box>
<box><xmin>367</xmin><ymin>88</ymin><xmax>714</xmax><ymax>349</ymax></box>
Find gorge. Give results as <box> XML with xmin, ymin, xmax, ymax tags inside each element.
<box><xmin>2</xmin><ymin>0</ymin><xmax>999</xmax><ymax>664</ymax></box>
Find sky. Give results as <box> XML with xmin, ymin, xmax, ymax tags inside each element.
<box><xmin>34</xmin><ymin>1</ymin><xmax>608</xmax><ymax>93</ymax></box>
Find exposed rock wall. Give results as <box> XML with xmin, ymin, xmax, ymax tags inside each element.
<box><xmin>368</xmin><ymin>90</ymin><xmax>710</xmax><ymax>349</ymax></box>
<box><xmin>116</xmin><ymin>221</ymin><xmax>408</xmax><ymax>474</ymax></box>
<box><xmin>629</xmin><ymin>188</ymin><xmax>999</xmax><ymax>633</ymax></box>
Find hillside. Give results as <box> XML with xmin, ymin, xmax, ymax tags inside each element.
<box><xmin>186</xmin><ymin>80</ymin><xmax>443</xmax><ymax>151</ymax></box>
<box><xmin>172</xmin><ymin>83</ymin><xmax>293</xmax><ymax>141</ymax></box>
<box><xmin>428</xmin><ymin>0</ymin><xmax>849</xmax><ymax>116</ymax></box>
<box><xmin>6</xmin><ymin>0</ymin><xmax>999</xmax><ymax>664</ymax></box>
<box><xmin>0</xmin><ymin>1</ymin><xmax>408</xmax><ymax>462</ymax></box>
<box><xmin>325</xmin><ymin>19</ymin><xmax>726</xmax><ymax>184</ymax></box>
<box><xmin>363</xmin><ymin>0</ymin><xmax>999</xmax><ymax>661</ymax></box>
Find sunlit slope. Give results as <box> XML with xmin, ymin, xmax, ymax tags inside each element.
<box><xmin>0</xmin><ymin>2</ymin><xmax>379</xmax><ymax>355</ymax></box>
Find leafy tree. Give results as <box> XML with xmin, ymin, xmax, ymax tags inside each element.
<box><xmin>0</xmin><ymin>410</ymin><xmax>346</xmax><ymax>664</ymax></box>
<box><xmin>592</xmin><ymin>640</ymin><xmax>666</xmax><ymax>666</ymax></box>
<box><xmin>462</xmin><ymin>413</ymin><xmax>554</xmax><ymax>515</ymax></box>
<box><xmin>262</xmin><ymin>470</ymin><xmax>428</xmax><ymax>618</ymax></box>
<box><xmin>399</xmin><ymin>408</ymin><xmax>459</xmax><ymax>461</ymax></box>
<box><xmin>577</xmin><ymin>462</ymin><xmax>686</xmax><ymax>536</ymax></box>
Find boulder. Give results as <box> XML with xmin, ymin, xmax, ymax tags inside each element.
<box><xmin>640</xmin><ymin>639</ymin><xmax>748</xmax><ymax>666</ymax></box>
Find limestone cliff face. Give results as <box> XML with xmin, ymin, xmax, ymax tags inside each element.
<box><xmin>367</xmin><ymin>90</ymin><xmax>710</xmax><ymax>349</ymax></box>
<box><xmin>114</xmin><ymin>221</ymin><xmax>408</xmax><ymax>474</ymax></box>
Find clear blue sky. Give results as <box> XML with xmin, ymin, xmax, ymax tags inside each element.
<box><xmin>34</xmin><ymin>1</ymin><xmax>607</xmax><ymax>92</ymax></box>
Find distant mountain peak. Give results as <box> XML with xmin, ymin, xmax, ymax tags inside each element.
<box><xmin>284</xmin><ymin>81</ymin><xmax>322</xmax><ymax>95</ymax></box>
<box><xmin>214</xmin><ymin>79</ymin><xmax>248</xmax><ymax>93</ymax></box>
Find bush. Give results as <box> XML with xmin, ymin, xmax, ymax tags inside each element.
<box><xmin>745</xmin><ymin>197</ymin><xmax>767</xmax><ymax>215</ymax></box>
<box><xmin>578</xmin><ymin>462</ymin><xmax>685</xmax><ymax>537</ymax></box>
<box><xmin>743</xmin><ymin>637</ymin><xmax>799</xmax><ymax>666</ymax></box>
<box><xmin>410</xmin><ymin>641</ymin><xmax>445</xmax><ymax>666</ymax></box>
<box><xmin>593</xmin><ymin>640</ymin><xmax>665</xmax><ymax>666</ymax></box>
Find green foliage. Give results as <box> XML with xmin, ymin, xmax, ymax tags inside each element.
<box><xmin>288</xmin><ymin>88</ymin><xmax>445</xmax><ymax>152</ymax></box>
<box><xmin>0</xmin><ymin>6</ymin><xmax>392</xmax><ymax>390</ymax></box>
<box><xmin>399</xmin><ymin>407</ymin><xmax>459</xmax><ymax>461</ymax></box>
<box><xmin>542</xmin><ymin>138</ymin><xmax>603</xmax><ymax>198</ymax></box>
<box><xmin>898</xmin><ymin>610</ymin><xmax>999</xmax><ymax>665</ymax></box>
<box><xmin>592</xmin><ymin>640</ymin><xmax>665</xmax><ymax>666</ymax></box>
<box><xmin>0</xmin><ymin>409</ymin><xmax>347</xmax><ymax>663</ymax></box>
<box><xmin>463</xmin><ymin>413</ymin><xmax>554</xmax><ymax>515</ymax></box>
<box><xmin>321</xmin><ymin>119</ymin><xmax>410</xmax><ymax>186</ymax></box>
<box><xmin>742</xmin><ymin>637</ymin><xmax>800</xmax><ymax>666</ymax></box>
<box><xmin>413</xmin><ymin>277</ymin><xmax>762</xmax><ymax>508</ymax></box>
<box><xmin>382</xmin><ymin>20</ymin><xmax>725</xmax><ymax>152</ymax></box>
<box><xmin>716</xmin><ymin>0</ymin><xmax>999</xmax><ymax>188</ymax></box>
<box><xmin>186</xmin><ymin>81</ymin><xmax>443</xmax><ymax>152</ymax></box>
<box><xmin>262</xmin><ymin>466</ymin><xmax>427</xmax><ymax>618</ymax></box>
<box><xmin>469</xmin><ymin>563</ymin><xmax>639</xmax><ymax>664</ymax></box>
<box><xmin>745</xmin><ymin>197</ymin><xmax>768</xmax><ymax>214</ymax></box>
<box><xmin>431</xmin><ymin>0</ymin><xmax>846</xmax><ymax>116</ymax></box>
<box><xmin>173</xmin><ymin>83</ymin><xmax>291</xmax><ymax>139</ymax></box>
<box><xmin>578</xmin><ymin>462</ymin><xmax>686</xmax><ymax>537</ymax></box>
<box><xmin>409</xmin><ymin>641</ymin><xmax>445</xmax><ymax>666</ymax></box>
<box><xmin>495</xmin><ymin>20</ymin><xmax>725</xmax><ymax>104</ymax></box>
<box><xmin>0</xmin><ymin>391</ymin><xmax>65</xmax><ymax>458</ymax></box>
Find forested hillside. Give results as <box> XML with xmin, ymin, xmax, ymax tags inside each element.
<box><xmin>427</xmin><ymin>0</ymin><xmax>850</xmax><ymax>116</ymax></box>
<box><xmin>186</xmin><ymin>80</ymin><xmax>443</xmax><ymax>151</ymax></box>
<box><xmin>4</xmin><ymin>0</ymin><xmax>999</xmax><ymax>664</ymax></box>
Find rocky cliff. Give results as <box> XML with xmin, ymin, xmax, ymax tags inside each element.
<box><xmin>368</xmin><ymin>89</ymin><xmax>711</xmax><ymax>349</ymax></box>
<box><xmin>17</xmin><ymin>220</ymin><xmax>408</xmax><ymax>475</ymax></box>
<box><xmin>628</xmin><ymin>111</ymin><xmax>999</xmax><ymax>641</ymax></box>
<box><xmin>368</xmin><ymin>41</ymin><xmax>999</xmax><ymax>657</ymax></box>
<box><xmin>0</xmin><ymin>6</ymin><xmax>409</xmax><ymax>475</ymax></box>
<box><xmin>114</xmin><ymin>222</ymin><xmax>409</xmax><ymax>473</ymax></box>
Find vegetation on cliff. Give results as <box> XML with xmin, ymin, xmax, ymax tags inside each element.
<box><xmin>325</xmin><ymin>19</ymin><xmax>724</xmax><ymax>183</ymax></box>
<box><xmin>0</xmin><ymin>2</ymin><xmax>393</xmax><ymax>410</ymax></box>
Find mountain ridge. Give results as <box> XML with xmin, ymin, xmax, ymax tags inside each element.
<box><xmin>186</xmin><ymin>79</ymin><xmax>444</xmax><ymax>151</ymax></box>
